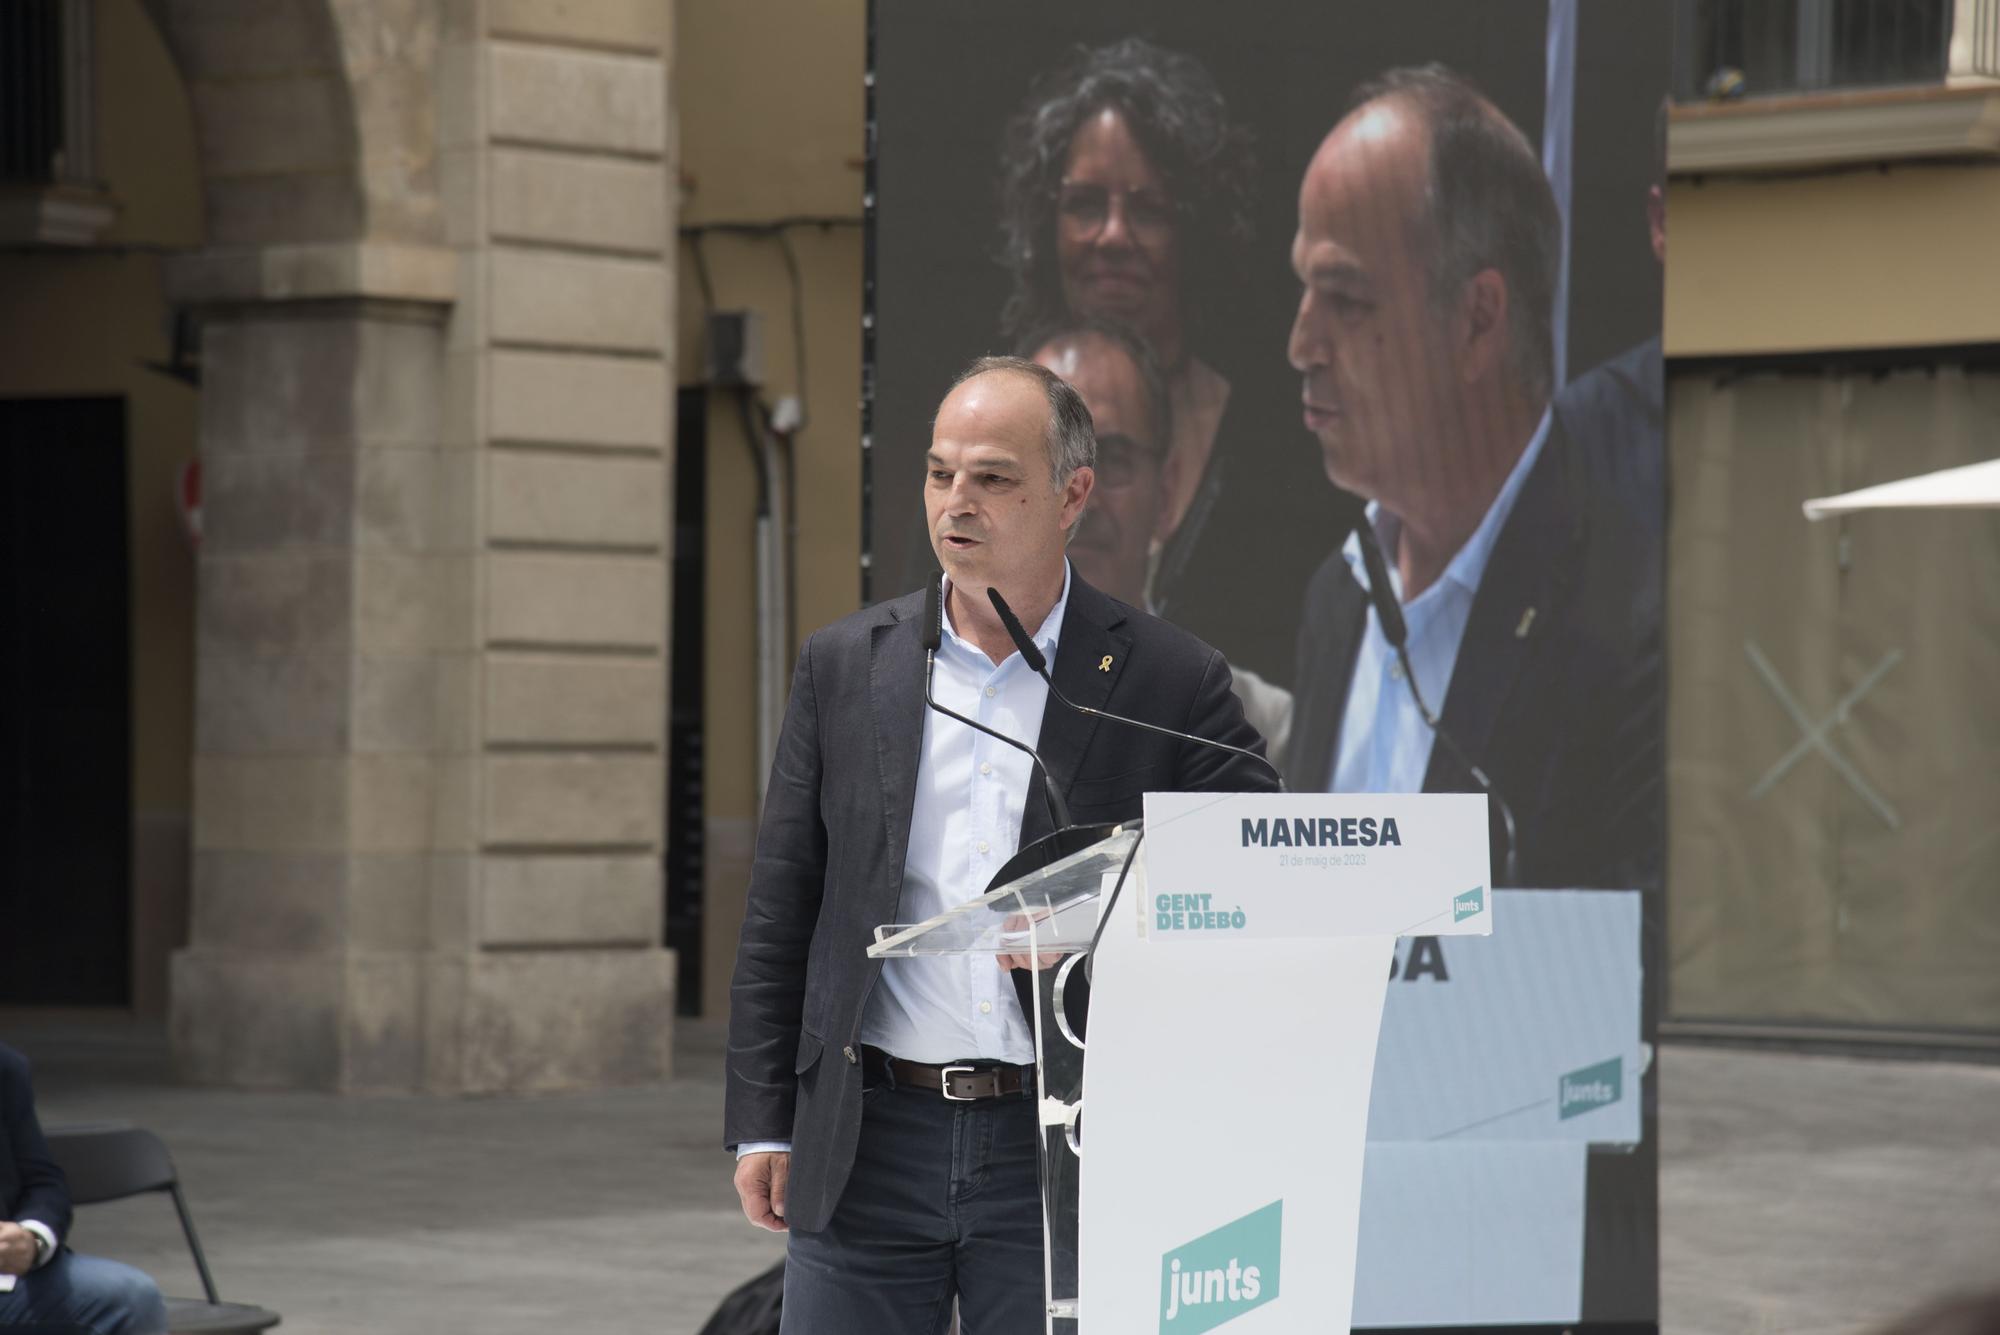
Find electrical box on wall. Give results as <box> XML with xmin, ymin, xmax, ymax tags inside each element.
<box><xmin>705</xmin><ymin>310</ymin><xmax>766</xmax><ymax>388</ymax></box>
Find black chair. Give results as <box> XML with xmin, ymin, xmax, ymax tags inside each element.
<box><xmin>43</xmin><ymin>1123</ymin><xmax>281</xmax><ymax>1335</ymax></box>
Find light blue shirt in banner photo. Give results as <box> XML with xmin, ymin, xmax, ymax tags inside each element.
<box><xmin>1331</xmin><ymin>411</ymin><xmax>1551</xmax><ymax>797</ymax></box>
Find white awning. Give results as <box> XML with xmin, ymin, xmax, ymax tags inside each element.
<box><xmin>1802</xmin><ymin>458</ymin><xmax>2000</xmax><ymax>521</ymax></box>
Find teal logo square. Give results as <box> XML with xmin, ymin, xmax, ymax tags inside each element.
<box><xmin>1558</xmin><ymin>1056</ymin><xmax>1624</xmax><ymax>1120</ymax></box>
<box><xmin>1452</xmin><ymin>884</ymin><xmax>1485</xmax><ymax>923</ymax></box>
<box><xmin>1160</xmin><ymin>1200</ymin><xmax>1282</xmax><ymax>1332</ymax></box>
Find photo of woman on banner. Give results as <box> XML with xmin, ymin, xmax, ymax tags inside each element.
<box><xmin>1282</xmin><ymin>65</ymin><xmax>1663</xmax><ymax>894</ymax></box>
<box><xmin>997</xmin><ymin>38</ymin><xmax>1246</xmax><ymax>567</ymax></box>
<box><xmin>994</xmin><ymin>37</ymin><xmax>1346</xmax><ymax>687</ymax></box>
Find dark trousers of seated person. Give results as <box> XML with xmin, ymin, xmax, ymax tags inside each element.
<box><xmin>782</xmin><ymin>1073</ymin><xmax>1043</xmax><ymax>1335</ymax></box>
<box><xmin>0</xmin><ymin>1248</ymin><xmax>168</xmax><ymax>1335</ymax></box>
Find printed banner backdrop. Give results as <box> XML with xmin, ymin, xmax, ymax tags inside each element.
<box><xmin>1368</xmin><ymin>892</ymin><xmax>1642</xmax><ymax>1146</ymax></box>
<box><xmin>869</xmin><ymin>0</ymin><xmax>1669</xmax><ymax>1328</ymax></box>
<box><xmin>1356</xmin><ymin>891</ymin><xmax>1645</xmax><ymax>1327</ymax></box>
<box><xmin>1355</xmin><ymin>1144</ymin><xmax>1590</xmax><ymax>1326</ymax></box>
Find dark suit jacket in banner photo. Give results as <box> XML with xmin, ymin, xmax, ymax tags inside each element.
<box><xmin>725</xmin><ymin>573</ymin><xmax>1278</xmax><ymax>1235</ymax></box>
<box><xmin>1285</xmin><ymin>413</ymin><xmax>1665</xmax><ymax>896</ymax></box>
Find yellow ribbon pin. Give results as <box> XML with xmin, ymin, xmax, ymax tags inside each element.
<box><xmin>1098</xmin><ymin>655</ymin><xmax>1114</xmax><ymax>672</ymax></box>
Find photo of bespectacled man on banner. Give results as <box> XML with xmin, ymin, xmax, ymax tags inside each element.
<box><xmin>867</xmin><ymin>1</ymin><xmax>1669</xmax><ymax>1328</ymax></box>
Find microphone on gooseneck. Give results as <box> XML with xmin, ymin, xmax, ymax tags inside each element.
<box><xmin>922</xmin><ymin>579</ymin><xmax>1073</xmax><ymax>833</ymax></box>
<box><xmin>984</xmin><ymin>587</ymin><xmax>1286</xmax><ymax>792</ymax></box>
<box><xmin>1351</xmin><ymin>520</ymin><xmax>1520</xmax><ymax>884</ymax></box>
<box><xmin>920</xmin><ymin>577</ymin><xmax>943</xmax><ymax>655</ymax></box>
<box><xmin>1352</xmin><ymin>518</ymin><xmax>1408</xmax><ymax>649</ymax></box>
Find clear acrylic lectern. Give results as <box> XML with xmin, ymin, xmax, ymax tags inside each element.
<box><xmin>862</xmin><ymin>792</ymin><xmax>1499</xmax><ymax>1335</ymax></box>
<box><xmin>867</xmin><ymin>821</ymin><xmax>1142</xmax><ymax>1333</ymax></box>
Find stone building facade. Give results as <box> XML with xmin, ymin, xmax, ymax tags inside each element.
<box><xmin>165</xmin><ymin>0</ymin><xmax>680</xmax><ymax>1092</ymax></box>
<box><xmin>0</xmin><ymin>0</ymin><xmax>675</xmax><ymax>1092</ymax></box>
<box><xmin>2</xmin><ymin>0</ymin><xmax>864</xmax><ymax>1094</ymax></box>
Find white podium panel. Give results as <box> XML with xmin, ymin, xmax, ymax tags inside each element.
<box><xmin>1077</xmin><ymin>794</ymin><xmax>1492</xmax><ymax>1333</ymax></box>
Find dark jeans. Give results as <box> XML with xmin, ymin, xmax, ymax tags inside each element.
<box><xmin>782</xmin><ymin>1077</ymin><xmax>1046</xmax><ymax>1335</ymax></box>
<box><xmin>0</xmin><ymin>1250</ymin><xmax>167</xmax><ymax>1335</ymax></box>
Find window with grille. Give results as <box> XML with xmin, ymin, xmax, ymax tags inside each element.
<box><xmin>1674</xmin><ymin>0</ymin><xmax>1954</xmax><ymax>100</ymax></box>
<box><xmin>1</xmin><ymin>0</ymin><xmax>95</xmax><ymax>187</ymax></box>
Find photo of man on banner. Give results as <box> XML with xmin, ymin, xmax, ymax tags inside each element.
<box><xmin>1283</xmin><ymin>65</ymin><xmax>1664</xmax><ymax>896</ymax></box>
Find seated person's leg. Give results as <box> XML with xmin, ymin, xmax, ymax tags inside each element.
<box><xmin>0</xmin><ymin>1249</ymin><xmax>168</xmax><ymax>1335</ymax></box>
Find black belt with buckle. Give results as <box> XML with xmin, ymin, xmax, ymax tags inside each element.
<box><xmin>862</xmin><ymin>1046</ymin><xmax>1034</xmax><ymax>1101</ymax></box>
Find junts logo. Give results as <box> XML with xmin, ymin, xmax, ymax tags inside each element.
<box><xmin>1159</xmin><ymin>1200</ymin><xmax>1282</xmax><ymax>1332</ymax></box>
<box><xmin>1558</xmin><ymin>1056</ymin><xmax>1624</xmax><ymax>1120</ymax></box>
<box><xmin>1452</xmin><ymin>884</ymin><xmax>1485</xmax><ymax>923</ymax></box>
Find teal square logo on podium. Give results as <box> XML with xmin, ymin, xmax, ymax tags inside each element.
<box><xmin>1160</xmin><ymin>1200</ymin><xmax>1282</xmax><ymax>1331</ymax></box>
<box><xmin>1453</xmin><ymin>884</ymin><xmax>1485</xmax><ymax>922</ymax></box>
<box><xmin>1558</xmin><ymin>1056</ymin><xmax>1624</xmax><ymax>1120</ymax></box>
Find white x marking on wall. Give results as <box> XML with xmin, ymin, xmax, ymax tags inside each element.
<box><xmin>1743</xmin><ymin>641</ymin><xmax>1903</xmax><ymax>830</ymax></box>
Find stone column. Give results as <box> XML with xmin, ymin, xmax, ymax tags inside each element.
<box><xmin>168</xmin><ymin>252</ymin><xmax>471</xmax><ymax>1091</ymax></box>
<box><xmin>168</xmin><ymin>0</ymin><xmax>678</xmax><ymax>1093</ymax></box>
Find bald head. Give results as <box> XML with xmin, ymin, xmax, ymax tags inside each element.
<box><xmin>1304</xmin><ymin>97</ymin><xmax>1433</xmax><ymax>237</ymax></box>
<box><xmin>925</xmin><ymin>360</ymin><xmax>1095</xmax><ymax>622</ymax></box>
<box><xmin>944</xmin><ymin>356</ymin><xmax>1097</xmax><ymax>487</ymax></box>
<box><xmin>1341</xmin><ymin>65</ymin><xmax>1560</xmax><ymax>401</ymax></box>
<box><xmin>1288</xmin><ymin>66</ymin><xmax>1556</xmax><ymax>526</ymax></box>
<box><xmin>1029</xmin><ymin>327</ymin><xmax>1167</xmax><ymax>604</ymax></box>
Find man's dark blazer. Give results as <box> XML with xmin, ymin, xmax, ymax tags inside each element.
<box><xmin>1285</xmin><ymin>414</ymin><xmax>1664</xmax><ymax>894</ymax></box>
<box><xmin>725</xmin><ymin>572</ymin><xmax>1277</xmax><ymax>1234</ymax></box>
<box><xmin>1</xmin><ymin>1044</ymin><xmax>72</xmax><ymax>1245</ymax></box>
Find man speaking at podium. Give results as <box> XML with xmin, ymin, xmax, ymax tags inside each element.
<box><xmin>726</xmin><ymin>357</ymin><xmax>1276</xmax><ymax>1333</ymax></box>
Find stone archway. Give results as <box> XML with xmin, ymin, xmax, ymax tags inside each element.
<box><xmin>148</xmin><ymin>0</ymin><xmax>679</xmax><ymax>1093</ymax></box>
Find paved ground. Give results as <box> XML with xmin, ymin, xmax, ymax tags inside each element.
<box><xmin>8</xmin><ymin>1016</ymin><xmax>1998</xmax><ymax>1334</ymax></box>
<box><xmin>14</xmin><ymin>1018</ymin><xmax>785</xmax><ymax>1335</ymax></box>
<box><xmin>1658</xmin><ymin>1043</ymin><xmax>2000</xmax><ymax>1335</ymax></box>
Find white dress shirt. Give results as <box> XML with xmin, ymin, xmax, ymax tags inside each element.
<box><xmin>1331</xmin><ymin>412</ymin><xmax>1551</xmax><ymax>795</ymax></box>
<box><xmin>737</xmin><ymin>564</ymin><xmax>1071</xmax><ymax>1159</ymax></box>
<box><xmin>859</xmin><ymin>564</ymin><xmax>1071</xmax><ymax>1064</ymax></box>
